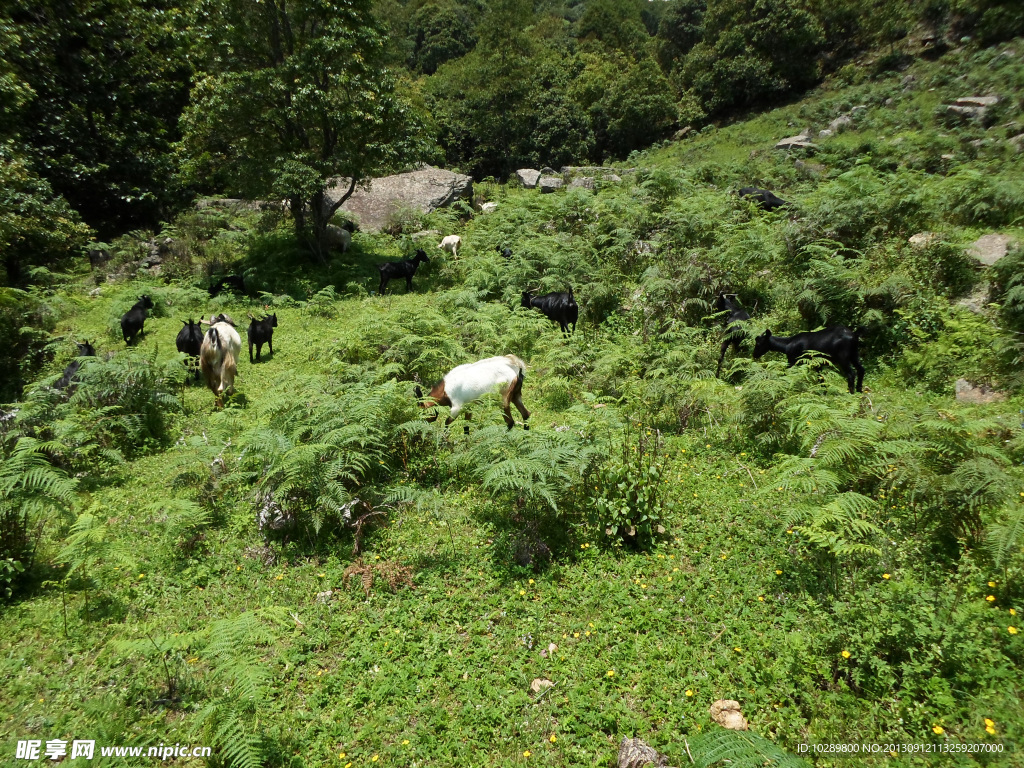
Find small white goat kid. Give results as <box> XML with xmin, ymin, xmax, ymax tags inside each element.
<box><xmin>415</xmin><ymin>355</ymin><xmax>530</xmax><ymax>431</ymax></box>
<box><xmin>438</xmin><ymin>234</ymin><xmax>461</xmax><ymax>259</ymax></box>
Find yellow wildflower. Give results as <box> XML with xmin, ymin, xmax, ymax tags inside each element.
<box><xmin>933</xmin><ymin>725</ymin><xmax>944</xmax><ymax>735</ymax></box>
<box><xmin>841</xmin><ymin>650</ymin><xmax>851</xmax><ymax>659</ymax></box>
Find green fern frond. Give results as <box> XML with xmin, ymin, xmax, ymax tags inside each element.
<box><xmin>688</xmin><ymin>728</ymin><xmax>810</xmax><ymax>768</ymax></box>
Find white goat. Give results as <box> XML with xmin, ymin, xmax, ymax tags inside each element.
<box><xmin>438</xmin><ymin>234</ymin><xmax>461</xmax><ymax>259</ymax></box>
<box><xmin>415</xmin><ymin>355</ymin><xmax>530</xmax><ymax>431</ymax></box>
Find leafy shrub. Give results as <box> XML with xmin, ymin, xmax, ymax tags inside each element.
<box><xmin>592</xmin><ymin>424</ymin><xmax>667</xmax><ymax>548</ymax></box>
<box><xmin>13</xmin><ymin>348</ymin><xmax>184</xmax><ymax>474</ymax></box>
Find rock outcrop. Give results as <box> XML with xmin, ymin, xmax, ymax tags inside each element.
<box><xmin>324</xmin><ymin>166</ymin><xmax>472</xmax><ymax>233</ymax></box>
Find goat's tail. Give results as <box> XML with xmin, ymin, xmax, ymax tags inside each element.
<box><xmin>505</xmin><ymin>355</ymin><xmax>527</xmax><ymax>376</ymax></box>
<box><xmin>566</xmin><ymin>285</ymin><xmax>574</xmax><ymax>298</ymax></box>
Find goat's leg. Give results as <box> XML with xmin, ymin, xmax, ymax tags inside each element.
<box><xmin>716</xmin><ymin>339</ymin><xmax>731</xmax><ymax>377</ymax></box>
<box><xmin>853</xmin><ymin>357</ymin><xmax>865</xmax><ymax>393</ymax></box>
<box><xmin>406</xmin><ymin>275</ymin><xmax>413</xmax><ymax>292</ymax></box>
<box><xmin>511</xmin><ymin>393</ymin><xmax>531</xmax><ymax>431</ymax></box>
<box><xmin>268</xmin><ymin>337</ymin><xmax>273</xmax><ymax>358</ymax></box>
<box><xmin>837</xmin><ymin>360</ymin><xmax>856</xmax><ymax>394</ymax></box>
<box><xmin>463</xmin><ymin>410</ymin><xmax>471</xmax><ymax>435</ymax></box>
<box><xmin>501</xmin><ymin>406</ymin><xmax>515</xmax><ymax>429</ymax></box>
<box><xmin>379</xmin><ymin>277</ymin><xmax>387</xmax><ymax>295</ymax></box>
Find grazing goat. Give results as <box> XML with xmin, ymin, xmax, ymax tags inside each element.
<box><xmin>521</xmin><ymin>288</ymin><xmax>578</xmax><ymax>335</ymax></box>
<box><xmin>438</xmin><ymin>235</ymin><xmax>461</xmax><ymax>259</ymax></box>
<box><xmin>120</xmin><ymin>295</ymin><xmax>154</xmax><ymax>345</ymax></box>
<box><xmin>176</xmin><ymin>319</ymin><xmax>204</xmax><ymax>380</ymax></box>
<box><xmin>753</xmin><ymin>326</ymin><xmax>865</xmax><ymax>393</ymax></box>
<box><xmin>715</xmin><ymin>292</ymin><xmax>751</xmax><ymax>377</ymax></box>
<box><xmin>377</xmin><ymin>250</ymin><xmax>430</xmax><ymax>295</ymax></box>
<box><xmin>496</xmin><ymin>245</ymin><xmax>513</xmax><ymax>259</ymax></box>
<box><xmin>209</xmin><ymin>275</ymin><xmax>245</xmax><ymax>297</ymax></box>
<box><xmin>247</xmin><ymin>313</ymin><xmax>278</xmax><ymax>363</ymax></box>
<box><xmin>200</xmin><ymin>319</ymin><xmax>241</xmax><ymax>407</ymax></box>
<box><xmin>738</xmin><ymin>187</ymin><xmax>791</xmax><ymax>212</ymax></box>
<box><xmin>56</xmin><ymin>341</ymin><xmax>96</xmax><ymax>391</ymax></box>
<box><xmin>415</xmin><ymin>355</ymin><xmax>530</xmax><ymax>433</ymax></box>
<box><xmin>324</xmin><ymin>224</ymin><xmax>351</xmax><ymax>253</ymax></box>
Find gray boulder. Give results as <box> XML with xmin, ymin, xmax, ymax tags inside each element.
<box><xmin>516</xmin><ymin>169</ymin><xmax>542</xmax><ymax>188</ymax></box>
<box><xmin>1008</xmin><ymin>133</ymin><xmax>1024</xmax><ymax>154</ymax></box>
<box><xmin>967</xmin><ymin>234</ymin><xmax>1016</xmax><ymax>266</ymax></box>
<box><xmin>539</xmin><ymin>176</ymin><xmax>564</xmax><ymax>193</ymax></box>
<box><xmin>828</xmin><ymin>114</ymin><xmax>853</xmax><ymax>133</ymax></box>
<box><xmin>945</xmin><ymin>96</ymin><xmax>999</xmax><ymax>125</ymax></box>
<box><xmin>324</xmin><ymin>166</ymin><xmax>472</xmax><ymax>233</ymax></box>
<box><xmin>480</xmin><ymin>202</ymin><xmax>499</xmax><ymax>213</ymax></box>
<box><xmin>775</xmin><ymin>129</ymin><xmax>816</xmax><ymax>150</ymax></box>
<box><xmin>570</xmin><ymin>176</ymin><xmax>595</xmax><ymax>189</ymax></box>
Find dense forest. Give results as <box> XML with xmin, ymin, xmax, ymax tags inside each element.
<box><xmin>2</xmin><ymin>0</ymin><xmax>1024</xmax><ymax>765</ymax></box>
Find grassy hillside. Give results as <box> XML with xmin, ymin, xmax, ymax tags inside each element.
<box><xmin>2</xmin><ymin>40</ymin><xmax>1024</xmax><ymax>767</ymax></box>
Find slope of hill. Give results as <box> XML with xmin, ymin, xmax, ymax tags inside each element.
<box><xmin>2</xmin><ymin>39</ymin><xmax>1023</xmax><ymax>767</ymax></box>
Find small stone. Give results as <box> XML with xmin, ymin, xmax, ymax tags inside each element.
<box><xmin>570</xmin><ymin>176</ymin><xmax>595</xmax><ymax>189</ymax></box>
<box><xmin>818</xmin><ymin>129</ymin><xmax>833</xmax><ymax>138</ymax></box>
<box><xmin>530</xmin><ymin>678</ymin><xmax>555</xmax><ymax>693</ymax></box>
<box><xmin>315</xmin><ymin>590</ymin><xmax>333</xmax><ymax>604</ymax></box>
<box><xmin>955</xmin><ymin>379</ymin><xmax>1006</xmax><ymax>404</ymax></box>
<box><xmin>672</xmin><ymin>126</ymin><xmax>693</xmax><ymax>141</ymax></box>
<box><xmin>480</xmin><ymin>202</ymin><xmax>498</xmax><ymax>213</ymax></box>
<box><xmin>909</xmin><ymin>232</ymin><xmax>938</xmax><ymax>249</ymax></box>
<box><xmin>710</xmin><ymin>699</ymin><xmax>749</xmax><ymax>730</ymax></box>
<box><xmin>603</xmin><ymin>174</ymin><xmax>622</xmax><ymax>183</ymax></box>
<box><xmin>1008</xmin><ymin>134</ymin><xmax>1024</xmax><ymax>153</ymax></box>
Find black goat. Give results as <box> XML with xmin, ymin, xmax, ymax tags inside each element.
<box><xmin>247</xmin><ymin>313</ymin><xmax>278</xmax><ymax>363</ymax></box>
<box><xmin>56</xmin><ymin>341</ymin><xmax>96</xmax><ymax>390</ymax></box>
<box><xmin>209</xmin><ymin>275</ymin><xmax>245</xmax><ymax>297</ymax></box>
<box><xmin>496</xmin><ymin>245</ymin><xmax>513</xmax><ymax>259</ymax></box>
<box><xmin>176</xmin><ymin>319</ymin><xmax>204</xmax><ymax>380</ymax></box>
<box><xmin>120</xmin><ymin>295</ymin><xmax>154</xmax><ymax>345</ymax></box>
<box><xmin>377</xmin><ymin>250</ymin><xmax>429</xmax><ymax>295</ymax></box>
<box><xmin>521</xmin><ymin>288</ymin><xmax>578</xmax><ymax>335</ymax></box>
<box><xmin>715</xmin><ymin>292</ymin><xmax>751</xmax><ymax>377</ymax></box>
<box><xmin>738</xmin><ymin>187</ymin><xmax>791</xmax><ymax>212</ymax></box>
<box><xmin>753</xmin><ymin>326</ymin><xmax>865</xmax><ymax>393</ymax></box>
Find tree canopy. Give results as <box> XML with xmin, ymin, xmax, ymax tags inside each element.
<box><xmin>180</xmin><ymin>0</ymin><xmax>429</xmax><ymax>259</ymax></box>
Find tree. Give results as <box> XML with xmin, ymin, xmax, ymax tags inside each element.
<box><xmin>181</xmin><ymin>0</ymin><xmax>428</xmax><ymax>261</ymax></box>
<box><xmin>1</xmin><ymin>0</ymin><xmax>192</xmax><ymax>236</ymax></box>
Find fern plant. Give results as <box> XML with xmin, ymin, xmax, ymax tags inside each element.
<box><xmin>0</xmin><ymin>436</ymin><xmax>77</xmax><ymax>597</ymax></box>
<box><xmin>687</xmin><ymin>729</ymin><xmax>810</xmax><ymax>768</ymax></box>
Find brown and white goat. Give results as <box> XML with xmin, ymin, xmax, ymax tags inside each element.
<box><xmin>200</xmin><ymin>317</ymin><xmax>241</xmax><ymax>407</ymax></box>
<box><xmin>415</xmin><ymin>355</ymin><xmax>530</xmax><ymax>432</ymax></box>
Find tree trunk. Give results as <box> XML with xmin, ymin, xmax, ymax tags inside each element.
<box><xmin>307</xmin><ymin>177</ymin><xmax>358</xmax><ymax>265</ymax></box>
